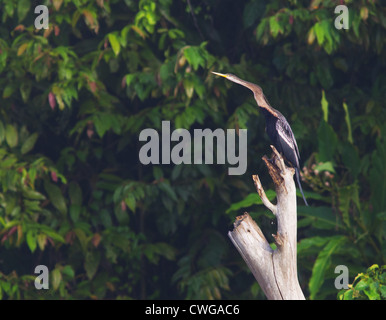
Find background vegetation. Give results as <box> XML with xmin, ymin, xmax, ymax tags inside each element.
<box><xmin>0</xmin><ymin>0</ymin><xmax>385</xmax><ymax>300</ymax></box>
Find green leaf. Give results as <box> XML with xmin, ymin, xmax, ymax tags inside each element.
<box><xmin>184</xmin><ymin>46</ymin><xmax>205</xmax><ymax>71</ymax></box>
<box><xmin>355</xmin><ymin>279</ymin><xmax>368</xmax><ymax>291</ymax></box>
<box><xmin>364</xmin><ymin>280</ymin><xmax>381</xmax><ymax>300</ymax></box>
<box><xmin>340</xmin><ymin>142</ymin><xmax>360</xmax><ymax>178</ymax></box>
<box><xmin>342</xmin><ymin>102</ymin><xmax>353</xmax><ymax>144</ymax></box>
<box><xmin>381</xmin><ymin>284</ymin><xmax>386</xmax><ymax>299</ymax></box>
<box><xmin>316</xmin><ymin>63</ymin><xmax>333</xmax><ymax>89</ymax></box>
<box><xmin>68</xmin><ymin>181</ymin><xmax>82</xmax><ymax>206</ymax></box>
<box><xmin>314</xmin><ymin>21</ymin><xmax>325</xmax><ymax>45</ymax></box>
<box><xmin>42</xmin><ymin>228</ymin><xmax>65</xmax><ymax>243</ymax></box>
<box><xmin>37</xmin><ymin>233</ymin><xmax>47</xmax><ymax>251</ymax></box>
<box><xmin>352</xmin><ymin>12</ymin><xmax>361</xmax><ymax>38</ymax></box>
<box><xmin>243</xmin><ymin>1</ymin><xmax>264</xmax><ymax>28</ymax></box>
<box><xmin>339</xmin><ymin>289</ymin><xmax>354</xmax><ymax>300</ymax></box>
<box><xmin>74</xmin><ymin>228</ymin><xmax>88</xmax><ymax>252</ymax></box>
<box><xmin>93</xmin><ymin>114</ymin><xmax>110</xmax><ymax>138</ymax></box>
<box><xmin>269</xmin><ymin>16</ymin><xmax>281</xmax><ymax>38</ymax></box>
<box><xmin>44</xmin><ymin>180</ymin><xmax>67</xmax><ymax>215</ymax></box>
<box><xmin>24</xmin><ymin>199</ymin><xmax>41</xmax><ymax>212</ymax></box>
<box><xmin>153</xmin><ymin>166</ymin><xmax>163</xmax><ymax>180</ymax></box>
<box><xmin>0</xmin><ymin>156</ymin><xmax>18</xmax><ymax>168</ymax></box>
<box><xmin>84</xmin><ymin>251</ymin><xmax>101</xmax><ymax>280</ymax></box>
<box><xmin>314</xmin><ymin>161</ymin><xmax>335</xmax><ymax>173</ymax></box>
<box><xmin>298</xmin><ymin>236</ymin><xmax>331</xmax><ymax>253</ymax></box>
<box><xmin>21</xmin><ymin>133</ymin><xmax>38</xmax><ymax>154</ymax></box>
<box><xmin>226</xmin><ymin>191</ymin><xmax>276</xmax><ymax>214</ymax></box>
<box><xmin>20</xmin><ymin>82</ymin><xmax>31</xmax><ymax>102</ymax></box>
<box><xmin>100</xmin><ymin>209</ymin><xmax>112</xmax><ymax>228</ymax></box>
<box><xmin>360</xmin><ymin>7</ymin><xmax>369</xmax><ymax>21</ymax></box>
<box><xmin>108</xmin><ymin>33</ymin><xmax>120</xmax><ymax>56</ymax></box>
<box><xmin>17</xmin><ymin>0</ymin><xmax>30</xmax><ymax>22</ymax></box>
<box><xmin>256</xmin><ymin>19</ymin><xmax>268</xmax><ymax>42</ymax></box>
<box><xmin>125</xmin><ymin>74</ymin><xmax>136</xmax><ymax>86</ymax></box>
<box><xmin>114</xmin><ymin>204</ymin><xmax>129</xmax><ymax>224</ymax></box>
<box><xmin>309</xmin><ymin>236</ymin><xmax>347</xmax><ymax>299</ymax></box>
<box><xmin>298</xmin><ymin>206</ymin><xmax>340</xmax><ymax>230</ymax></box>
<box><xmin>26</xmin><ymin>230</ymin><xmax>37</xmax><ymax>253</ymax></box>
<box><xmin>2</xmin><ymin>85</ymin><xmax>14</xmax><ymax>99</ymax></box>
<box><xmin>69</xmin><ymin>204</ymin><xmax>81</xmax><ymax>223</ymax></box>
<box><xmin>321</xmin><ymin>90</ymin><xmax>328</xmax><ymax>122</ymax></box>
<box><xmin>61</xmin><ymin>265</ymin><xmax>75</xmax><ymax>279</ymax></box>
<box><xmin>22</xmin><ymin>188</ymin><xmax>46</xmax><ymax>200</ymax></box>
<box><xmin>183</xmin><ymin>79</ymin><xmax>194</xmax><ymax>99</ymax></box>
<box><xmin>124</xmin><ymin>193</ymin><xmax>136</xmax><ymax>212</ymax></box>
<box><xmin>0</xmin><ymin>120</ymin><xmax>4</xmax><ymax>143</ymax></box>
<box><xmin>5</xmin><ymin>124</ymin><xmax>18</xmax><ymax>148</ymax></box>
<box><xmin>156</xmin><ymin>242</ymin><xmax>176</xmax><ymax>261</ymax></box>
<box><xmin>317</xmin><ymin>121</ymin><xmax>338</xmax><ymax>162</ymax></box>
<box><xmin>159</xmin><ymin>182</ymin><xmax>178</xmax><ymax>202</ymax></box>
<box><xmin>51</xmin><ymin>268</ymin><xmax>62</xmax><ymax>291</ymax></box>
<box><xmin>338</xmin><ymin>185</ymin><xmax>356</xmax><ymax>228</ymax></box>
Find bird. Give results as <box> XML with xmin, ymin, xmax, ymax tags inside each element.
<box><xmin>212</xmin><ymin>71</ymin><xmax>309</xmax><ymax>206</ymax></box>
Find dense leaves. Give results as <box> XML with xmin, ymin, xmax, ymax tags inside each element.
<box><xmin>0</xmin><ymin>0</ymin><xmax>385</xmax><ymax>299</ymax></box>
<box><xmin>339</xmin><ymin>265</ymin><xmax>386</xmax><ymax>300</ymax></box>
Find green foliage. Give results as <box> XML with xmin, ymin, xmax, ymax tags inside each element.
<box><xmin>296</xmin><ymin>90</ymin><xmax>386</xmax><ymax>299</ymax></box>
<box><xmin>0</xmin><ymin>0</ymin><xmax>385</xmax><ymax>300</ymax></box>
<box><xmin>226</xmin><ymin>191</ymin><xmax>276</xmax><ymax>215</ymax></box>
<box><xmin>338</xmin><ymin>265</ymin><xmax>386</xmax><ymax>300</ymax></box>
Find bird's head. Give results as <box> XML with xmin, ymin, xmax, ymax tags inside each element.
<box><xmin>211</xmin><ymin>71</ymin><xmax>238</xmax><ymax>81</ymax></box>
<box><xmin>211</xmin><ymin>71</ymin><xmax>263</xmax><ymax>96</ymax></box>
<box><xmin>211</xmin><ymin>71</ymin><xmax>276</xmax><ymax>116</ymax></box>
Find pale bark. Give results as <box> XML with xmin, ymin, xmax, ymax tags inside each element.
<box><xmin>228</xmin><ymin>146</ymin><xmax>305</xmax><ymax>300</ymax></box>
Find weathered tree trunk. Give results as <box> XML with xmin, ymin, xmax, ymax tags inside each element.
<box><xmin>228</xmin><ymin>146</ymin><xmax>305</xmax><ymax>300</ymax></box>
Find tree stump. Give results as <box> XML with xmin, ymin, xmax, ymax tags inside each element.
<box><xmin>228</xmin><ymin>146</ymin><xmax>305</xmax><ymax>300</ymax></box>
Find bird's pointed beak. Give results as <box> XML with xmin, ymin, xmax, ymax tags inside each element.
<box><xmin>211</xmin><ymin>71</ymin><xmax>228</xmax><ymax>78</ymax></box>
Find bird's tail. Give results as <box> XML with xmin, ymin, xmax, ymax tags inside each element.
<box><xmin>295</xmin><ymin>167</ymin><xmax>309</xmax><ymax>206</ymax></box>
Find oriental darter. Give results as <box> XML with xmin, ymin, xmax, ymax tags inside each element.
<box><xmin>212</xmin><ymin>72</ymin><xmax>309</xmax><ymax>206</ymax></box>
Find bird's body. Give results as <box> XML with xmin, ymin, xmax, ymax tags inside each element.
<box><xmin>212</xmin><ymin>71</ymin><xmax>308</xmax><ymax>206</ymax></box>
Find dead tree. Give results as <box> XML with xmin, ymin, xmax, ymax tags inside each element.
<box><xmin>228</xmin><ymin>146</ymin><xmax>305</xmax><ymax>300</ymax></box>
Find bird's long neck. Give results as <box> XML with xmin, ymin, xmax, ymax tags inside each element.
<box><xmin>255</xmin><ymin>93</ymin><xmax>279</xmax><ymax>117</ymax></box>
<box><xmin>229</xmin><ymin>77</ymin><xmax>258</xmax><ymax>93</ymax></box>
<box><xmin>253</xmin><ymin>92</ymin><xmax>280</xmax><ymax>118</ymax></box>
<box><xmin>231</xmin><ymin>77</ymin><xmax>279</xmax><ymax>117</ymax></box>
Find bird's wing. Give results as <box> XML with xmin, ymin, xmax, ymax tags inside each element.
<box><xmin>276</xmin><ymin>117</ymin><xmax>301</xmax><ymax>165</ymax></box>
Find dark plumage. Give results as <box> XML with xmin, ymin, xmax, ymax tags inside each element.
<box><xmin>212</xmin><ymin>72</ymin><xmax>308</xmax><ymax>206</ymax></box>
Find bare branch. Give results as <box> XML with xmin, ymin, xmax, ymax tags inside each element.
<box><xmin>252</xmin><ymin>174</ymin><xmax>277</xmax><ymax>215</ymax></box>
<box><xmin>228</xmin><ymin>149</ymin><xmax>305</xmax><ymax>300</ymax></box>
